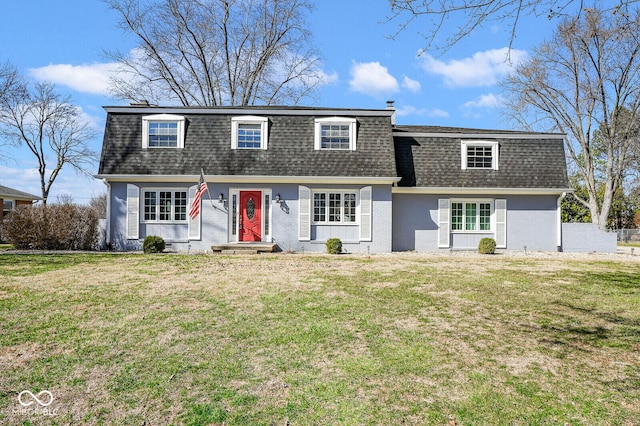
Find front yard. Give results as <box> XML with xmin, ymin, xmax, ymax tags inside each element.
<box><xmin>0</xmin><ymin>252</ymin><xmax>638</xmax><ymax>425</ymax></box>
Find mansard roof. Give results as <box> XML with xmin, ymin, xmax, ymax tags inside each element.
<box><xmin>97</xmin><ymin>106</ymin><xmax>570</xmax><ymax>192</ymax></box>
<box><xmin>98</xmin><ymin>106</ymin><xmax>397</xmax><ymax>179</ymax></box>
<box><xmin>393</xmin><ymin>125</ymin><xmax>570</xmax><ymax>190</ymax></box>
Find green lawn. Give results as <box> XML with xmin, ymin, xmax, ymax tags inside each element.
<box><xmin>0</xmin><ymin>253</ymin><xmax>638</xmax><ymax>425</ymax></box>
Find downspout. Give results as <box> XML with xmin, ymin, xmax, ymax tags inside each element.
<box><xmin>557</xmin><ymin>192</ymin><xmax>566</xmax><ymax>251</ymax></box>
<box><xmin>102</xmin><ymin>179</ymin><xmax>111</xmax><ymax>249</ymax></box>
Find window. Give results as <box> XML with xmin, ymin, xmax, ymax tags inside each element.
<box><xmin>314</xmin><ymin>117</ymin><xmax>357</xmax><ymax>150</ymax></box>
<box><xmin>231</xmin><ymin>116</ymin><xmax>268</xmax><ymax>149</ymax></box>
<box><xmin>313</xmin><ymin>191</ymin><xmax>358</xmax><ymax>223</ymax></box>
<box><xmin>231</xmin><ymin>194</ymin><xmax>238</xmax><ymax>236</ymax></box>
<box><xmin>3</xmin><ymin>200</ymin><xmax>14</xmax><ymax>218</ymax></box>
<box><xmin>142</xmin><ymin>114</ymin><xmax>186</xmax><ymax>149</ymax></box>
<box><xmin>461</xmin><ymin>141</ymin><xmax>499</xmax><ymax>170</ymax></box>
<box><xmin>451</xmin><ymin>201</ymin><xmax>492</xmax><ymax>232</ymax></box>
<box><xmin>149</xmin><ymin>122</ymin><xmax>178</xmax><ymax>147</ymax></box>
<box><xmin>143</xmin><ymin>190</ymin><xmax>188</xmax><ymax>222</ymax></box>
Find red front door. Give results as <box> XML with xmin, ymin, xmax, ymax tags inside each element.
<box><xmin>239</xmin><ymin>191</ymin><xmax>262</xmax><ymax>241</ymax></box>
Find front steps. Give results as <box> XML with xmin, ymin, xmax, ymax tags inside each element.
<box><xmin>211</xmin><ymin>243</ymin><xmax>277</xmax><ymax>254</ymax></box>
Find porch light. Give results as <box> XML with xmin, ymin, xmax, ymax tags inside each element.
<box><xmin>218</xmin><ymin>193</ymin><xmax>225</xmax><ymax>203</ymax></box>
<box><xmin>275</xmin><ymin>194</ymin><xmax>282</xmax><ymax>203</ymax></box>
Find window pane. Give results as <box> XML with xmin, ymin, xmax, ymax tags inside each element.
<box><xmin>328</xmin><ymin>193</ymin><xmax>342</xmax><ymax>222</ymax></box>
<box><xmin>451</xmin><ymin>202</ymin><xmax>463</xmax><ymax>231</ymax></box>
<box><xmin>149</xmin><ymin>122</ymin><xmax>178</xmax><ymax>147</ymax></box>
<box><xmin>467</xmin><ymin>145</ymin><xmax>493</xmax><ymax>168</ymax></box>
<box><xmin>144</xmin><ymin>191</ymin><xmax>157</xmax><ymax>221</ymax></box>
<box><xmin>314</xmin><ymin>193</ymin><xmax>326</xmax><ymax>222</ymax></box>
<box><xmin>159</xmin><ymin>191</ymin><xmax>172</xmax><ymax>221</ymax></box>
<box><xmin>232</xmin><ymin>194</ymin><xmax>237</xmax><ymax>235</ymax></box>
<box><xmin>321</xmin><ymin>124</ymin><xmax>350</xmax><ymax>150</ymax></box>
<box><xmin>264</xmin><ymin>195</ymin><xmax>270</xmax><ymax>235</ymax></box>
<box><xmin>344</xmin><ymin>193</ymin><xmax>357</xmax><ymax>222</ymax></box>
<box><xmin>480</xmin><ymin>203</ymin><xmax>491</xmax><ymax>231</ymax></box>
<box><xmin>237</xmin><ymin>123</ymin><xmax>262</xmax><ymax>149</ymax></box>
<box><xmin>175</xmin><ymin>191</ymin><xmax>187</xmax><ymax>221</ymax></box>
<box><xmin>465</xmin><ymin>203</ymin><xmax>477</xmax><ymax>231</ymax></box>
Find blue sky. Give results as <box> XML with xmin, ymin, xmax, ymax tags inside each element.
<box><xmin>0</xmin><ymin>0</ymin><xmax>563</xmax><ymax>203</ymax></box>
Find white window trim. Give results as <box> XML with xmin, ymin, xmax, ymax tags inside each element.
<box><xmin>311</xmin><ymin>190</ymin><xmax>360</xmax><ymax>225</ymax></box>
<box><xmin>461</xmin><ymin>140</ymin><xmax>499</xmax><ymax>170</ymax></box>
<box><xmin>231</xmin><ymin>116</ymin><xmax>269</xmax><ymax>150</ymax></box>
<box><xmin>450</xmin><ymin>199</ymin><xmax>494</xmax><ymax>233</ymax></box>
<box><xmin>314</xmin><ymin>117</ymin><xmax>357</xmax><ymax>151</ymax></box>
<box><xmin>142</xmin><ymin>114</ymin><xmax>186</xmax><ymax>149</ymax></box>
<box><xmin>141</xmin><ymin>188</ymin><xmax>189</xmax><ymax>224</ymax></box>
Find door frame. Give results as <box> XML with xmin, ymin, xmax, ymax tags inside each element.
<box><xmin>228</xmin><ymin>187</ymin><xmax>273</xmax><ymax>242</ymax></box>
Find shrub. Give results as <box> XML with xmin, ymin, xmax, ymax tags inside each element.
<box><xmin>1</xmin><ymin>204</ymin><xmax>99</xmax><ymax>250</ymax></box>
<box><xmin>478</xmin><ymin>237</ymin><xmax>497</xmax><ymax>254</ymax></box>
<box><xmin>325</xmin><ymin>238</ymin><xmax>342</xmax><ymax>255</ymax></box>
<box><xmin>143</xmin><ymin>235</ymin><xmax>166</xmax><ymax>254</ymax></box>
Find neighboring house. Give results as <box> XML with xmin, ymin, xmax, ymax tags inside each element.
<box><xmin>0</xmin><ymin>184</ymin><xmax>41</xmax><ymax>222</ymax></box>
<box><xmin>96</xmin><ymin>104</ymin><xmax>571</xmax><ymax>252</ymax></box>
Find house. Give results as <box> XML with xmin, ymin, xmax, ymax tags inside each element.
<box><xmin>96</xmin><ymin>104</ymin><xmax>571</xmax><ymax>253</ymax></box>
<box><xmin>0</xmin><ymin>184</ymin><xmax>41</xmax><ymax>222</ymax></box>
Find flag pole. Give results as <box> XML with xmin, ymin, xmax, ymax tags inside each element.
<box><xmin>201</xmin><ymin>168</ymin><xmax>215</xmax><ymax>207</ymax></box>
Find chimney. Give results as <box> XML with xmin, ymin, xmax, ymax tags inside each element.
<box><xmin>386</xmin><ymin>100</ymin><xmax>396</xmax><ymax>126</ymax></box>
<box><xmin>130</xmin><ymin>100</ymin><xmax>151</xmax><ymax>107</ymax></box>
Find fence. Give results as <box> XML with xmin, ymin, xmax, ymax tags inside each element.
<box><xmin>616</xmin><ymin>229</ymin><xmax>640</xmax><ymax>242</ymax></box>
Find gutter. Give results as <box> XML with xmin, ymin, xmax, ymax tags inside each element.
<box><xmin>392</xmin><ymin>186</ymin><xmax>573</xmax><ymax>196</ymax></box>
<box><xmin>102</xmin><ymin>179</ymin><xmax>111</xmax><ymax>248</ymax></box>
<box><xmin>94</xmin><ymin>174</ymin><xmax>402</xmax><ymax>185</ymax></box>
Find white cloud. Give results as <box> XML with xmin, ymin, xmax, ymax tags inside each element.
<box><xmin>420</xmin><ymin>48</ymin><xmax>528</xmax><ymax>88</ymax></box>
<box><xmin>401</xmin><ymin>76</ymin><xmax>421</xmax><ymax>93</ymax></box>
<box><xmin>319</xmin><ymin>70</ymin><xmax>339</xmax><ymax>85</ymax></box>
<box><xmin>462</xmin><ymin>93</ymin><xmax>505</xmax><ymax>109</ymax></box>
<box><xmin>349</xmin><ymin>61</ymin><xmax>399</xmax><ymax>96</ymax></box>
<box><xmin>0</xmin><ymin>165</ymin><xmax>105</xmax><ymax>205</ymax></box>
<box><xmin>396</xmin><ymin>105</ymin><xmax>449</xmax><ymax>118</ymax></box>
<box><xmin>29</xmin><ymin>62</ymin><xmax>119</xmax><ymax>96</ymax></box>
<box><xmin>0</xmin><ymin>166</ymin><xmax>43</xmax><ymax>198</ymax></box>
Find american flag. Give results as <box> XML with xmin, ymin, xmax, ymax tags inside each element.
<box><xmin>189</xmin><ymin>172</ymin><xmax>208</xmax><ymax>219</ymax></box>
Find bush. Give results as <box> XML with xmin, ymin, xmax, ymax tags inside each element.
<box><xmin>143</xmin><ymin>235</ymin><xmax>166</xmax><ymax>254</ymax></box>
<box><xmin>478</xmin><ymin>237</ymin><xmax>497</xmax><ymax>254</ymax></box>
<box><xmin>325</xmin><ymin>238</ymin><xmax>342</xmax><ymax>255</ymax></box>
<box><xmin>1</xmin><ymin>204</ymin><xmax>99</xmax><ymax>250</ymax></box>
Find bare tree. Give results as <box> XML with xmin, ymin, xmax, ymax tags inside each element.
<box><xmin>89</xmin><ymin>193</ymin><xmax>107</xmax><ymax>219</ymax></box>
<box><xmin>104</xmin><ymin>0</ymin><xmax>324</xmax><ymax>106</ymax></box>
<box><xmin>502</xmin><ymin>7</ymin><xmax>640</xmax><ymax>230</ymax></box>
<box><xmin>0</xmin><ymin>61</ymin><xmax>26</xmax><ymax>162</ymax></box>
<box><xmin>387</xmin><ymin>0</ymin><xmax>639</xmax><ymax>53</ymax></box>
<box><xmin>0</xmin><ymin>81</ymin><xmax>98</xmax><ymax>204</ymax></box>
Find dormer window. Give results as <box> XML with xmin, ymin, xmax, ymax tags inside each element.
<box><xmin>231</xmin><ymin>116</ymin><xmax>268</xmax><ymax>150</ymax></box>
<box><xmin>314</xmin><ymin>117</ymin><xmax>357</xmax><ymax>151</ymax></box>
<box><xmin>461</xmin><ymin>141</ymin><xmax>499</xmax><ymax>170</ymax></box>
<box><xmin>142</xmin><ymin>114</ymin><xmax>186</xmax><ymax>149</ymax></box>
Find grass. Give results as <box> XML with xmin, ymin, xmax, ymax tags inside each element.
<box><xmin>618</xmin><ymin>241</ymin><xmax>640</xmax><ymax>247</ymax></box>
<box><xmin>0</xmin><ymin>252</ymin><xmax>638</xmax><ymax>425</ymax></box>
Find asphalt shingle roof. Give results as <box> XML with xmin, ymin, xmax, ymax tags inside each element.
<box><xmin>393</xmin><ymin>129</ymin><xmax>570</xmax><ymax>189</ymax></box>
<box><xmin>98</xmin><ymin>110</ymin><xmax>397</xmax><ymax>178</ymax></box>
<box><xmin>98</xmin><ymin>108</ymin><xmax>570</xmax><ymax>191</ymax></box>
<box><xmin>0</xmin><ymin>184</ymin><xmax>41</xmax><ymax>200</ymax></box>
